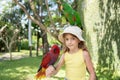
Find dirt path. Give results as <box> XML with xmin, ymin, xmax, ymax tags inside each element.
<box><xmin>0</xmin><ymin>52</ymin><xmax>28</xmax><ymax>61</ymax></box>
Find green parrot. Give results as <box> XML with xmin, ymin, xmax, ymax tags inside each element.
<box><xmin>57</xmin><ymin>0</ymin><xmax>83</xmax><ymax>30</ymax></box>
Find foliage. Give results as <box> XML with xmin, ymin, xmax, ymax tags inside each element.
<box><xmin>21</xmin><ymin>39</ymin><xmax>29</xmax><ymax>50</ymax></box>
<box><xmin>21</xmin><ymin>39</ymin><xmax>35</xmax><ymax>50</ymax></box>
<box><xmin>0</xmin><ymin>1</ymin><xmax>23</xmax><ymax>52</ymax></box>
<box><xmin>47</xmin><ymin>33</ymin><xmax>60</xmax><ymax>45</ymax></box>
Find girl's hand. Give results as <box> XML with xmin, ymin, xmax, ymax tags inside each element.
<box><xmin>46</xmin><ymin>65</ymin><xmax>55</xmax><ymax>77</ymax></box>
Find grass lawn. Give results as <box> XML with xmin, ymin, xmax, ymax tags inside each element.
<box><xmin>1</xmin><ymin>51</ymin><xmax>119</xmax><ymax>80</ymax></box>
<box><xmin>0</xmin><ymin>51</ymin><xmax>65</xmax><ymax>80</ymax></box>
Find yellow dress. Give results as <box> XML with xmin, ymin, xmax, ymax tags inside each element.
<box><xmin>64</xmin><ymin>49</ymin><xmax>86</xmax><ymax>80</ymax></box>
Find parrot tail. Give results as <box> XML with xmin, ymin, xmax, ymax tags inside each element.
<box><xmin>35</xmin><ymin>68</ymin><xmax>46</xmax><ymax>80</ymax></box>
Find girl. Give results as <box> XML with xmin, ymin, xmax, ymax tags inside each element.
<box><xmin>46</xmin><ymin>26</ymin><xmax>96</xmax><ymax>80</ymax></box>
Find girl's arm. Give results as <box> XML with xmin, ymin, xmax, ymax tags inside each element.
<box><xmin>83</xmin><ymin>50</ymin><xmax>96</xmax><ymax>80</ymax></box>
<box><xmin>46</xmin><ymin>54</ymin><xmax>65</xmax><ymax>77</ymax></box>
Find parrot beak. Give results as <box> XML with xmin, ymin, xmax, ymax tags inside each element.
<box><xmin>56</xmin><ymin>0</ymin><xmax>63</xmax><ymax>11</ymax></box>
<box><xmin>60</xmin><ymin>5</ymin><xmax>63</xmax><ymax>11</ymax></box>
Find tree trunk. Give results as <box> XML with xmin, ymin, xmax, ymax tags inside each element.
<box><xmin>36</xmin><ymin>32</ymin><xmax>40</xmax><ymax>56</ymax></box>
<box><xmin>9</xmin><ymin>48</ymin><xmax>12</xmax><ymax>60</ymax></box>
<box><xmin>77</xmin><ymin>0</ymin><xmax>120</xmax><ymax>79</ymax></box>
<box><xmin>29</xmin><ymin>46</ymin><xmax>32</xmax><ymax>56</ymax></box>
<box><xmin>41</xmin><ymin>29</ymin><xmax>49</xmax><ymax>55</ymax></box>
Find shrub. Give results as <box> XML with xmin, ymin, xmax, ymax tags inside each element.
<box><xmin>21</xmin><ymin>39</ymin><xmax>35</xmax><ymax>50</ymax></box>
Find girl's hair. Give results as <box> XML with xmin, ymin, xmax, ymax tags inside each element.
<box><xmin>62</xmin><ymin>33</ymin><xmax>88</xmax><ymax>53</ymax></box>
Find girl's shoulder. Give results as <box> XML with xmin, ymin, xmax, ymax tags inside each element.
<box><xmin>82</xmin><ymin>49</ymin><xmax>91</xmax><ymax>60</ymax></box>
<box><xmin>82</xmin><ymin>49</ymin><xmax>88</xmax><ymax>53</ymax></box>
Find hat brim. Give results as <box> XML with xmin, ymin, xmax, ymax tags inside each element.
<box><xmin>58</xmin><ymin>32</ymin><xmax>84</xmax><ymax>43</ymax></box>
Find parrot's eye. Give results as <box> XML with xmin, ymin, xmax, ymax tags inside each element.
<box><xmin>54</xmin><ymin>49</ymin><xmax>57</xmax><ymax>53</ymax></box>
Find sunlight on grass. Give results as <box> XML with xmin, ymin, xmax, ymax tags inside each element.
<box><xmin>16</xmin><ymin>66</ymin><xmax>31</xmax><ymax>73</ymax></box>
<box><xmin>26</xmin><ymin>74</ymin><xmax>36</xmax><ymax>80</ymax></box>
<box><xmin>0</xmin><ymin>57</ymin><xmax>38</xmax><ymax>80</ymax></box>
<box><xmin>0</xmin><ymin>56</ymin><xmax>65</xmax><ymax>80</ymax></box>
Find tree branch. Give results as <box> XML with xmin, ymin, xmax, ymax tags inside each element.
<box><xmin>12</xmin><ymin>0</ymin><xmax>47</xmax><ymax>32</ymax></box>
<box><xmin>12</xmin><ymin>0</ymin><xmax>60</xmax><ymax>41</ymax></box>
<box><xmin>0</xmin><ymin>25</ymin><xmax>7</xmax><ymax>36</ymax></box>
<box><xmin>45</xmin><ymin>0</ymin><xmax>54</xmax><ymax>26</ymax></box>
<box><xmin>45</xmin><ymin>0</ymin><xmax>60</xmax><ymax>39</ymax></box>
<box><xmin>29</xmin><ymin>0</ymin><xmax>41</xmax><ymax>21</ymax></box>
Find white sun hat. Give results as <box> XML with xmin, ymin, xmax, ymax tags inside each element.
<box><xmin>58</xmin><ymin>26</ymin><xmax>84</xmax><ymax>43</ymax></box>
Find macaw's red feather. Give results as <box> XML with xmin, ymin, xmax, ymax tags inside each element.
<box><xmin>35</xmin><ymin>44</ymin><xmax>60</xmax><ymax>80</ymax></box>
<box><xmin>35</xmin><ymin>68</ymin><xmax>46</xmax><ymax>80</ymax></box>
<box><xmin>41</xmin><ymin>53</ymin><xmax>51</xmax><ymax>68</ymax></box>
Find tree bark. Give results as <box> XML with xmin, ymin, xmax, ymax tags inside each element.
<box><xmin>41</xmin><ymin>30</ymin><xmax>49</xmax><ymax>55</ymax></box>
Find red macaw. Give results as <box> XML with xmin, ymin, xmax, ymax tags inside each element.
<box><xmin>35</xmin><ymin>44</ymin><xmax>60</xmax><ymax>80</ymax></box>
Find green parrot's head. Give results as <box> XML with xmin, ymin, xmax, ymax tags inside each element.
<box><xmin>56</xmin><ymin>0</ymin><xmax>63</xmax><ymax>11</ymax></box>
<box><xmin>56</xmin><ymin>0</ymin><xmax>72</xmax><ymax>11</ymax></box>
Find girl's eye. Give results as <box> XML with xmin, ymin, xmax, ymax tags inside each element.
<box><xmin>65</xmin><ymin>38</ymin><xmax>68</xmax><ymax>41</ymax></box>
<box><xmin>65</xmin><ymin>37</ymin><xmax>75</xmax><ymax>41</ymax></box>
<box><xmin>72</xmin><ymin>37</ymin><xmax>75</xmax><ymax>40</ymax></box>
<box><xmin>71</xmin><ymin>37</ymin><xmax>76</xmax><ymax>40</ymax></box>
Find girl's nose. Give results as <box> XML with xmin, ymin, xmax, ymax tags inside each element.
<box><xmin>68</xmin><ymin>39</ymin><xmax>72</xmax><ymax>43</ymax></box>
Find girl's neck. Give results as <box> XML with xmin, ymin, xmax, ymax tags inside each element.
<box><xmin>69</xmin><ymin>48</ymin><xmax>79</xmax><ymax>54</ymax></box>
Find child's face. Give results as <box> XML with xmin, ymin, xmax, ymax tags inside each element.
<box><xmin>64</xmin><ymin>33</ymin><xmax>80</xmax><ymax>51</ymax></box>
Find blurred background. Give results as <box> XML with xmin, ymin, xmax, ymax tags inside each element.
<box><xmin>0</xmin><ymin>0</ymin><xmax>120</xmax><ymax>80</ymax></box>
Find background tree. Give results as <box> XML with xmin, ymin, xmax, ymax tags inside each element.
<box><xmin>0</xmin><ymin>1</ymin><xmax>22</xmax><ymax>60</ymax></box>
<box><xmin>96</xmin><ymin>0</ymin><xmax>120</xmax><ymax>79</ymax></box>
<box><xmin>12</xmin><ymin>0</ymin><xmax>62</xmax><ymax>55</ymax></box>
<box><xmin>77</xmin><ymin>0</ymin><xmax>120</xmax><ymax>79</ymax></box>
<box><xmin>0</xmin><ymin>25</ymin><xmax>19</xmax><ymax>60</ymax></box>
